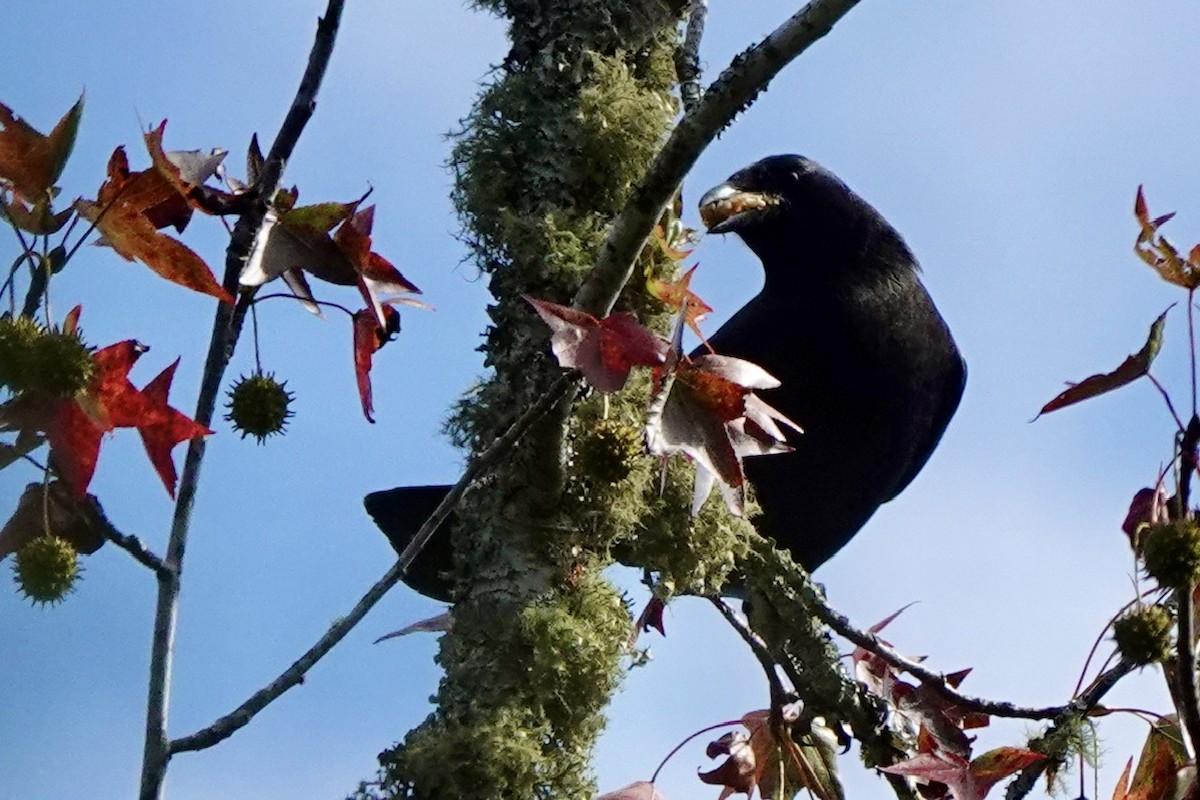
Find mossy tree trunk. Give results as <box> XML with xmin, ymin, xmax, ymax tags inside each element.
<box><xmin>373</xmin><ymin>2</ymin><xmax>755</xmax><ymax>798</ymax></box>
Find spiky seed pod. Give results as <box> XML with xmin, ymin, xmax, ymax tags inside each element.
<box><xmin>574</xmin><ymin>418</ymin><xmax>644</xmax><ymax>485</ymax></box>
<box><xmin>225</xmin><ymin>372</ymin><xmax>294</xmax><ymax>444</ymax></box>
<box><xmin>1141</xmin><ymin>520</ymin><xmax>1200</xmax><ymax>589</ymax></box>
<box><xmin>1112</xmin><ymin>605</ymin><xmax>1173</xmax><ymax>666</ymax></box>
<box><xmin>13</xmin><ymin>534</ymin><xmax>80</xmax><ymax>605</ymax></box>
<box><xmin>0</xmin><ymin>315</ymin><xmax>46</xmax><ymax>392</ymax></box>
<box><xmin>28</xmin><ymin>330</ymin><xmax>95</xmax><ymax>397</ymax></box>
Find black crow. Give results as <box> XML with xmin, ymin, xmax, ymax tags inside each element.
<box><xmin>366</xmin><ymin>154</ymin><xmax>965</xmax><ymax>601</ymax></box>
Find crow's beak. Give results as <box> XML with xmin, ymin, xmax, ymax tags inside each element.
<box><xmin>698</xmin><ymin>183</ymin><xmax>775</xmax><ymax>234</ymax></box>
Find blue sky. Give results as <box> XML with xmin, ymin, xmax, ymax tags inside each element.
<box><xmin>3</xmin><ymin>2</ymin><xmax>1199</xmax><ymax>798</ymax></box>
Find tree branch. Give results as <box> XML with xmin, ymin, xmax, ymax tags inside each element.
<box><xmin>98</xmin><ymin>518</ymin><xmax>171</xmax><ymax>581</ymax></box>
<box><xmin>1178</xmin><ymin>585</ymin><xmax>1200</xmax><ymax>755</ymax></box>
<box><xmin>169</xmin><ymin>372</ymin><xmax>578</xmax><ymax>754</ymax></box>
<box><xmin>138</xmin><ymin>2</ymin><xmax>346</xmax><ymax>797</ymax></box>
<box><xmin>674</xmin><ymin>0</ymin><xmax>708</xmax><ymax>113</ymax></box>
<box><xmin>710</xmin><ymin>597</ymin><xmax>795</xmax><ymax>708</ymax></box>
<box><xmin>1003</xmin><ymin>659</ymin><xmax>1136</xmax><ymax>800</ymax></box>
<box><xmin>572</xmin><ymin>0</ymin><xmax>863</xmax><ymax>317</ymax></box>
<box><xmin>812</xmin><ymin>582</ymin><xmax>1102</xmax><ymax>721</ymax></box>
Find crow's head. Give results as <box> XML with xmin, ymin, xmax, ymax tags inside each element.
<box><xmin>698</xmin><ymin>155</ymin><xmax>911</xmax><ymax>280</ymax></box>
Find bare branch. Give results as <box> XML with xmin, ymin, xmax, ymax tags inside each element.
<box><xmin>573</xmin><ymin>0</ymin><xmax>863</xmax><ymax>317</ymax></box>
<box><xmin>169</xmin><ymin>373</ymin><xmax>578</xmax><ymax>754</ymax></box>
<box><xmin>674</xmin><ymin>0</ymin><xmax>708</xmax><ymax>113</ymax></box>
<box><xmin>98</xmin><ymin>519</ymin><xmax>171</xmax><ymax>581</ymax></box>
<box><xmin>139</xmin><ymin>2</ymin><xmax>346</xmax><ymax>797</ymax></box>
<box><xmin>710</xmin><ymin>597</ymin><xmax>794</xmax><ymax>707</ymax></box>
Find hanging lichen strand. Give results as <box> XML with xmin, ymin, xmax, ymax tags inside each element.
<box><xmin>368</xmin><ymin>2</ymin><xmax>755</xmax><ymax>798</ymax></box>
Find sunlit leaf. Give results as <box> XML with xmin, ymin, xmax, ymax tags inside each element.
<box><xmin>1037</xmin><ymin>309</ymin><xmax>1169</xmax><ymax>417</ymax></box>
<box><xmin>0</xmin><ymin>95</ymin><xmax>83</xmax><ymax>202</ymax></box>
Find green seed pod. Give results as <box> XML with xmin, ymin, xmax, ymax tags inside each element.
<box><xmin>1111</xmin><ymin>605</ymin><xmax>1173</xmax><ymax>666</ymax></box>
<box><xmin>0</xmin><ymin>315</ymin><xmax>46</xmax><ymax>392</ymax></box>
<box><xmin>574</xmin><ymin>418</ymin><xmax>644</xmax><ymax>485</ymax></box>
<box><xmin>1141</xmin><ymin>520</ymin><xmax>1200</xmax><ymax>589</ymax></box>
<box><xmin>225</xmin><ymin>372</ymin><xmax>295</xmax><ymax>444</ymax></box>
<box><xmin>28</xmin><ymin>330</ymin><xmax>95</xmax><ymax>397</ymax></box>
<box><xmin>13</xmin><ymin>534</ymin><xmax>80</xmax><ymax>605</ymax></box>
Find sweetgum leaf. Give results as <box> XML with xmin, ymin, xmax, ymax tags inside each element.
<box><xmin>526</xmin><ymin>296</ymin><xmax>666</xmax><ymax>393</ymax></box>
<box><xmin>352</xmin><ymin>305</ymin><xmax>400</xmax><ymax>423</ymax></box>
<box><xmin>76</xmin><ymin>147</ymin><xmax>232</xmax><ymax>304</ymax></box>
<box><xmin>0</xmin><ymin>481</ymin><xmax>107</xmax><ymax>560</ymax></box>
<box><xmin>1037</xmin><ymin>309</ymin><xmax>1168</xmax><ymax>417</ymax></box>
<box><xmin>136</xmin><ymin>358</ymin><xmax>213</xmax><ymax>497</ymax></box>
<box><xmin>0</xmin><ymin>95</ymin><xmax>83</xmax><ymax>202</ymax></box>
<box><xmin>647</xmin><ymin>265</ymin><xmax>712</xmax><ymax>348</ymax></box>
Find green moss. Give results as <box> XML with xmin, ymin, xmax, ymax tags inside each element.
<box><xmin>375</xmin><ymin>3</ymin><xmax>692</xmax><ymax>798</ymax></box>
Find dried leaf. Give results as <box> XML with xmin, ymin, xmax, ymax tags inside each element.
<box><xmin>0</xmin><ymin>95</ymin><xmax>83</xmax><ymax>201</ymax></box>
<box><xmin>1037</xmin><ymin>309</ymin><xmax>1168</xmax><ymax>417</ymax></box>
<box><xmin>0</xmin><ymin>481</ymin><xmax>107</xmax><ymax>560</ymax></box>
<box><xmin>352</xmin><ymin>305</ymin><xmax>400</xmax><ymax>423</ymax></box>
<box><xmin>75</xmin><ymin>147</ymin><xmax>232</xmax><ymax>304</ymax></box>
<box><xmin>1134</xmin><ymin>187</ymin><xmax>1200</xmax><ymax>289</ymax></box>
<box><xmin>373</xmin><ymin>611</ymin><xmax>454</xmax><ymax>643</ymax></box>
<box><xmin>647</xmin><ymin>265</ymin><xmax>712</xmax><ymax>348</ymax></box>
<box><xmin>526</xmin><ymin>296</ymin><xmax>666</xmax><ymax>393</ymax></box>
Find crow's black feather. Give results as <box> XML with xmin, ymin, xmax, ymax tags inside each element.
<box><xmin>365</xmin><ymin>154</ymin><xmax>965</xmax><ymax>601</ymax></box>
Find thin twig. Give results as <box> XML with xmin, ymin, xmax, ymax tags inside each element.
<box><xmin>138</xmin><ymin>3</ymin><xmax>346</xmax><ymax>797</ymax></box>
<box><xmin>813</xmin><ymin>596</ymin><xmax>1093</xmax><ymax>721</ymax></box>
<box><xmin>169</xmin><ymin>372</ymin><xmax>578</xmax><ymax>754</ymax></box>
<box><xmin>572</xmin><ymin>0</ymin><xmax>863</xmax><ymax>317</ymax></box>
<box><xmin>710</xmin><ymin>597</ymin><xmax>794</xmax><ymax>707</ymax></box>
<box><xmin>99</xmin><ymin>520</ymin><xmax>171</xmax><ymax>580</ymax></box>
<box><xmin>1003</xmin><ymin>659</ymin><xmax>1137</xmax><ymax>800</ymax></box>
<box><xmin>674</xmin><ymin>0</ymin><xmax>708</xmax><ymax>113</ymax></box>
<box><xmin>1148</xmin><ymin>372</ymin><xmax>1186</xmax><ymax>434</ymax></box>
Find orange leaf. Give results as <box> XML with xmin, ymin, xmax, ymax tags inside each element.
<box><xmin>0</xmin><ymin>95</ymin><xmax>83</xmax><ymax>202</ymax></box>
<box><xmin>647</xmin><ymin>265</ymin><xmax>712</xmax><ymax>348</ymax></box>
<box><xmin>76</xmin><ymin>197</ymin><xmax>232</xmax><ymax>304</ymax></box>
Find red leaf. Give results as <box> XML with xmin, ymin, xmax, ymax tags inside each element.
<box><xmin>352</xmin><ymin>306</ymin><xmax>400</xmax><ymax>423</ymax></box>
<box><xmin>968</xmin><ymin>748</ymin><xmax>1044</xmax><ymax>798</ymax></box>
<box><xmin>0</xmin><ymin>95</ymin><xmax>83</xmax><ymax>202</ymax></box>
<box><xmin>136</xmin><ymin>359</ymin><xmax>213</xmax><ymax>497</ymax></box>
<box><xmin>10</xmin><ymin>333</ymin><xmax>209</xmax><ymax>497</ymax></box>
<box><xmin>75</xmin><ymin>147</ymin><xmax>233</xmax><ymax>304</ymax></box>
<box><xmin>1037</xmin><ymin>309</ymin><xmax>1168</xmax><ymax>417</ymax></box>
<box><xmin>45</xmin><ymin>398</ymin><xmax>103</xmax><ymax>497</ymax></box>
<box><xmin>525</xmin><ymin>296</ymin><xmax>666</xmax><ymax>393</ymax></box>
